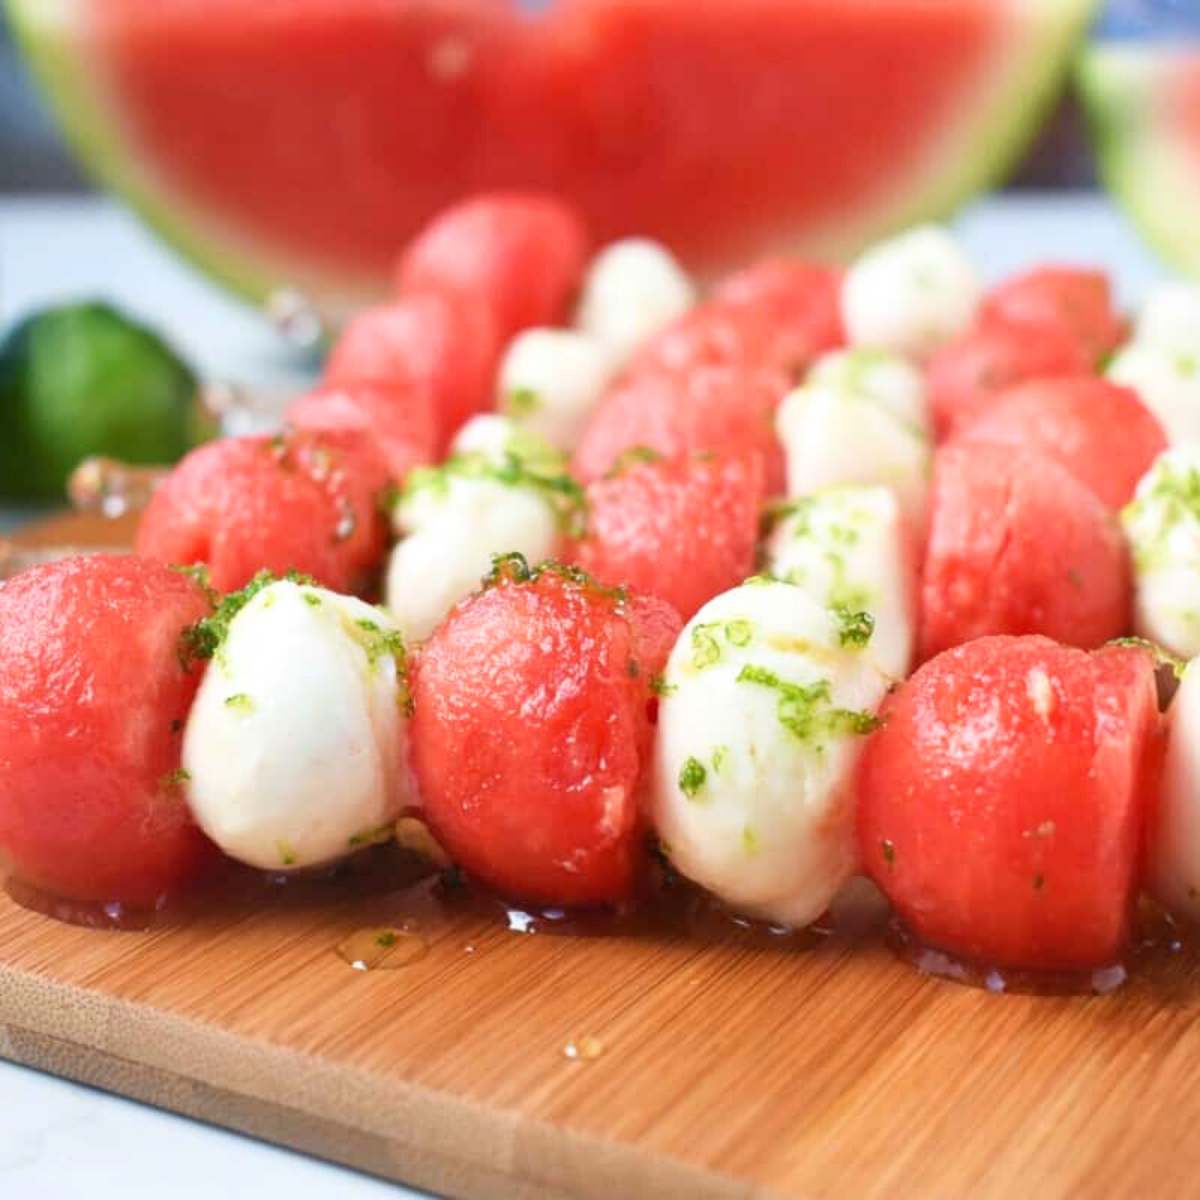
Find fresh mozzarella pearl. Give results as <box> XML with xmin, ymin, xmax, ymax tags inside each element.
<box><xmin>575</xmin><ymin>238</ymin><xmax>697</xmax><ymax>367</ymax></box>
<box><xmin>652</xmin><ymin>580</ymin><xmax>889</xmax><ymax>927</ymax></box>
<box><xmin>807</xmin><ymin>348</ymin><xmax>930</xmax><ymax>434</ymax></box>
<box><xmin>496</xmin><ymin>328</ymin><xmax>616</xmax><ymax>451</ymax></box>
<box><xmin>841</xmin><ymin>225</ymin><xmax>980</xmax><ymax>360</ymax></box>
<box><xmin>450</xmin><ymin>414</ymin><xmax>523</xmax><ymax>464</ymax></box>
<box><xmin>183</xmin><ymin>581</ymin><xmax>410</xmax><ymax>872</ymax></box>
<box><xmin>1151</xmin><ymin>658</ymin><xmax>1200</xmax><ymax>921</ymax></box>
<box><xmin>1122</xmin><ymin>446</ymin><xmax>1200</xmax><ymax>658</ymax></box>
<box><xmin>775</xmin><ymin>384</ymin><xmax>931</xmax><ymax>529</ymax></box>
<box><xmin>765</xmin><ymin>485</ymin><xmax>915</xmax><ymax>679</ymax></box>
<box><xmin>1135</xmin><ymin>282</ymin><xmax>1200</xmax><ymax>355</ymax></box>
<box><xmin>1108</xmin><ymin>341</ymin><xmax>1200</xmax><ymax>445</ymax></box>
<box><xmin>387</xmin><ymin>469</ymin><xmax>560</xmax><ymax>641</ymax></box>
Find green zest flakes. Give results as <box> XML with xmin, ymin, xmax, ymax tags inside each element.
<box><xmin>678</xmin><ymin>757</ymin><xmax>708</xmax><ymax>799</ymax></box>
<box><xmin>350</xmin><ymin>617</ymin><xmax>407</xmax><ymax>671</ymax></box>
<box><xmin>691</xmin><ymin>619</ymin><xmax>755</xmax><ymax>668</ymax></box>
<box><xmin>170</xmin><ymin>562</ymin><xmax>216</xmax><ymax>602</ymax></box>
<box><xmin>224</xmin><ymin>693</ymin><xmax>254</xmax><ymax>713</ymax></box>
<box><xmin>649</xmin><ymin>674</ymin><xmax>677</xmax><ymax>697</ymax></box>
<box><xmin>1123</xmin><ymin>459</ymin><xmax>1200</xmax><ymax>571</ymax></box>
<box><xmin>503</xmin><ymin>386</ymin><xmax>541</xmax><ymax>417</ymax></box>
<box><xmin>1107</xmin><ymin>635</ymin><xmax>1186</xmax><ymax>678</ymax></box>
<box><xmin>833</xmin><ymin>605</ymin><xmax>875</xmax><ymax>649</ymax></box>
<box><xmin>712</xmin><ymin>745</ymin><xmax>730</xmax><ymax>773</ymax></box>
<box><xmin>375</xmin><ymin>930</ymin><xmax>398</xmax><ymax>948</ymax></box>
<box><xmin>277</xmin><ymin>840</ymin><xmax>297</xmax><ymax>867</ymax></box>
<box><xmin>303</xmin><ymin>591</ymin><xmax>322</xmax><ymax>607</ymax></box>
<box><xmin>742</xmin><ymin>826</ymin><xmax>760</xmax><ymax>855</ymax></box>
<box><xmin>606</xmin><ymin>445</ymin><xmax>663</xmax><ymax>478</ymax></box>
<box><xmin>736</xmin><ymin>663</ymin><xmax>880</xmax><ymax>745</ymax></box>
<box><xmin>180</xmin><ymin>570</ymin><xmax>315</xmax><ymax>664</ymax></box>
<box><xmin>159</xmin><ymin>766</ymin><xmax>191</xmax><ymax>791</ymax></box>
<box><xmin>481</xmin><ymin>554</ymin><xmax>628</xmax><ymax>606</ymax></box>
<box><xmin>348</xmin><ymin>823</ymin><xmax>394</xmax><ymax>850</ymax></box>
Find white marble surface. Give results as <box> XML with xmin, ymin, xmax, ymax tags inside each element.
<box><xmin>0</xmin><ymin>191</ymin><xmax>1172</xmax><ymax>1198</ymax></box>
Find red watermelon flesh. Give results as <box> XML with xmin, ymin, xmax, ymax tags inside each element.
<box><xmin>12</xmin><ymin>0</ymin><xmax>1093</xmax><ymax>309</ymax></box>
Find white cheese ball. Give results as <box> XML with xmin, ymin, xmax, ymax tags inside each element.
<box><xmin>387</xmin><ymin>470</ymin><xmax>559</xmax><ymax>642</ymax></box>
<box><xmin>575</xmin><ymin>238</ymin><xmax>697</xmax><ymax>367</ymax></box>
<box><xmin>841</xmin><ymin>224</ymin><xmax>980</xmax><ymax>360</ymax></box>
<box><xmin>775</xmin><ymin>384</ymin><xmax>931</xmax><ymax>530</ymax></box>
<box><xmin>450</xmin><ymin>413</ymin><xmax>523</xmax><ymax>464</ymax></box>
<box><xmin>497</xmin><ymin>328</ymin><xmax>616</xmax><ymax>451</ymax></box>
<box><xmin>652</xmin><ymin>580</ymin><xmax>889</xmax><ymax>928</ymax></box>
<box><xmin>1108</xmin><ymin>341</ymin><xmax>1200</xmax><ymax>446</ymax></box>
<box><xmin>1122</xmin><ymin>446</ymin><xmax>1200</xmax><ymax>658</ymax></box>
<box><xmin>806</xmin><ymin>348</ymin><xmax>930</xmax><ymax>434</ymax></box>
<box><xmin>766</xmin><ymin>485</ymin><xmax>915</xmax><ymax>680</ymax></box>
<box><xmin>1149</xmin><ymin>658</ymin><xmax>1200</xmax><ymax>921</ymax></box>
<box><xmin>1135</xmin><ymin>282</ymin><xmax>1200</xmax><ymax>356</ymax></box>
<box><xmin>183</xmin><ymin>581</ymin><xmax>410</xmax><ymax>872</ymax></box>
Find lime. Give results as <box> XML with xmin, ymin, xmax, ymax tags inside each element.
<box><xmin>0</xmin><ymin>301</ymin><xmax>207</xmax><ymax>500</ymax></box>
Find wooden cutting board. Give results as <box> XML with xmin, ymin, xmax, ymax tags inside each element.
<box><xmin>4</xmin><ymin>514</ymin><xmax>1200</xmax><ymax>1200</ymax></box>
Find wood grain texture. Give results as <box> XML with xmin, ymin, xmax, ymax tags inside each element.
<box><xmin>4</xmin><ymin>513</ymin><xmax>1200</xmax><ymax>1199</ymax></box>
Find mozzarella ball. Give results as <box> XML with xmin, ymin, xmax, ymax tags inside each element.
<box><xmin>1108</xmin><ymin>341</ymin><xmax>1200</xmax><ymax>446</ymax></box>
<box><xmin>1135</xmin><ymin>282</ymin><xmax>1200</xmax><ymax>355</ymax></box>
<box><xmin>1122</xmin><ymin>446</ymin><xmax>1200</xmax><ymax>658</ymax></box>
<box><xmin>652</xmin><ymin>580</ymin><xmax>889</xmax><ymax>927</ymax></box>
<box><xmin>776</xmin><ymin>384</ymin><xmax>931</xmax><ymax>529</ymax></box>
<box><xmin>1149</xmin><ymin>657</ymin><xmax>1200</xmax><ymax>921</ymax></box>
<box><xmin>841</xmin><ymin>225</ymin><xmax>980</xmax><ymax>360</ymax></box>
<box><xmin>449</xmin><ymin>413</ymin><xmax>565</xmax><ymax>475</ymax></box>
<box><xmin>387</xmin><ymin>469</ymin><xmax>560</xmax><ymax>642</ymax></box>
<box><xmin>497</xmin><ymin>328</ymin><xmax>616</xmax><ymax>451</ymax></box>
<box><xmin>806</xmin><ymin>348</ymin><xmax>930</xmax><ymax>434</ymax></box>
<box><xmin>183</xmin><ymin>581</ymin><xmax>410</xmax><ymax>871</ymax></box>
<box><xmin>575</xmin><ymin>238</ymin><xmax>697</xmax><ymax>367</ymax></box>
<box><xmin>766</xmin><ymin>485</ymin><xmax>915</xmax><ymax>679</ymax></box>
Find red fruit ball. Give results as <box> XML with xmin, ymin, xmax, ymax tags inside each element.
<box><xmin>632</xmin><ymin>261</ymin><xmax>842</xmax><ymax>383</ymax></box>
<box><xmin>395</xmin><ymin>191</ymin><xmax>590</xmax><ymax>342</ymax></box>
<box><xmin>919</xmin><ymin>443</ymin><xmax>1130</xmax><ymax>661</ymax></box>
<box><xmin>858</xmin><ymin>636</ymin><xmax>1161</xmax><ymax>971</ymax></box>
<box><xmin>572</xmin><ymin>365</ymin><xmax>787</xmax><ymax>494</ymax></box>
<box><xmin>324</xmin><ymin>289</ymin><xmax>500</xmax><ymax>451</ymax></box>
<box><xmin>927</xmin><ymin>319</ymin><xmax>1092</xmax><ymax>440</ymax></box>
<box><xmin>571</xmin><ymin>454</ymin><xmax>765</xmax><ymax>621</ymax></box>
<box><xmin>136</xmin><ymin>431</ymin><xmax>389</xmax><ymax>595</ymax></box>
<box><xmin>981</xmin><ymin>266</ymin><xmax>1127</xmax><ymax>366</ymax></box>
<box><xmin>954</xmin><ymin>377</ymin><xmax>1166</xmax><ymax>512</ymax></box>
<box><xmin>411</xmin><ymin>563</ymin><xmax>682</xmax><ymax>907</ymax></box>
<box><xmin>288</xmin><ymin>381</ymin><xmax>438</xmax><ymax>485</ymax></box>
<box><xmin>0</xmin><ymin>555</ymin><xmax>215</xmax><ymax>907</ymax></box>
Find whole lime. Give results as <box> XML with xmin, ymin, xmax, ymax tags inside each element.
<box><xmin>0</xmin><ymin>302</ymin><xmax>206</xmax><ymax>500</ymax></box>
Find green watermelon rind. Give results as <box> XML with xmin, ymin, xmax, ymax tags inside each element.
<box><xmin>1079</xmin><ymin>44</ymin><xmax>1200</xmax><ymax>279</ymax></box>
<box><xmin>8</xmin><ymin>0</ymin><xmax>1098</xmax><ymax>312</ymax></box>
<box><xmin>5</xmin><ymin>0</ymin><xmax>319</xmax><ymax>311</ymax></box>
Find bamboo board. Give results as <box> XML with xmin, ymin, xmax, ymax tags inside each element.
<box><xmin>3</xmin><ymin>514</ymin><xmax>1200</xmax><ymax>1200</ymax></box>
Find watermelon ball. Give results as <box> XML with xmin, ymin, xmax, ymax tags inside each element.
<box><xmin>1121</xmin><ymin>446</ymin><xmax>1200</xmax><ymax>660</ymax></box>
<box><xmin>136</xmin><ymin>430</ymin><xmax>390</xmax><ymax>595</ymax></box>
<box><xmin>575</xmin><ymin>238</ymin><xmax>697</xmax><ymax>368</ymax></box>
<box><xmin>324</xmin><ymin>289</ymin><xmax>500</xmax><ymax>452</ymax></box>
<box><xmin>841</xmin><ymin>225</ymin><xmax>980</xmax><ymax>361</ymax></box>
<box><xmin>0</xmin><ymin>555</ymin><xmax>215</xmax><ymax>907</ymax></box>
<box><xmin>1108</xmin><ymin>339</ymin><xmax>1200</xmax><ymax>447</ymax></box>
<box><xmin>926</xmin><ymin>318</ymin><xmax>1092</xmax><ymax>440</ymax></box>
<box><xmin>394</xmin><ymin>192</ymin><xmax>590</xmax><ymax>344</ymax></box>
<box><xmin>765</xmin><ymin>485</ymin><xmax>917</xmax><ymax>681</ymax></box>
<box><xmin>652</xmin><ymin>579</ymin><xmax>889</xmax><ymax>928</ymax></box>
<box><xmin>1148</xmin><ymin>657</ymin><xmax>1200</xmax><ymax>923</ymax></box>
<box><xmin>953</xmin><ymin>377</ymin><xmax>1166</xmax><ymax>512</ymax></box>
<box><xmin>572</xmin><ymin>364</ymin><xmax>787</xmax><ymax>494</ymax></box>
<box><xmin>183</xmin><ymin>579</ymin><xmax>411</xmax><ymax>872</ymax></box>
<box><xmin>497</xmin><ymin>327</ymin><xmax>616</xmax><ymax>451</ymax></box>
<box><xmin>919</xmin><ymin>442</ymin><xmax>1130</xmax><ymax>662</ymax></box>
<box><xmin>630</xmin><ymin>261</ymin><xmax>842</xmax><ymax>382</ymax></box>
<box><xmin>287</xmin><ymin>380</ymin><xmax>437</xmax><ymax>485</ymax></box>
<box><xmin>570</xmin><ymin>453</ymin><xmax>766</xmax><ymax>623</ymax></box>
<box><xmin>981</xmin><ymin>266</ymin><xmax>1126</xmax><ymax>366</ymax></box>
<box><xmin>410</xmin><ymin>559</ymin><xmax>682</xmax><ymax>906</ymax></box>
<box><xmin>858</xmin><ymin>636</ymin><xmax>1161</xmax><ymax>972</ymax></box>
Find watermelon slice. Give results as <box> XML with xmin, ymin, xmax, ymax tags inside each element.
<box><xmin>9</xmin><ymin>0</ymin><xmax>1095</xmax><ymax>316</ymax></box>
<box><xmin>1080</xmin><ymin>43</ymin><xmax>1200</xmax><ymax>278</ymax></box>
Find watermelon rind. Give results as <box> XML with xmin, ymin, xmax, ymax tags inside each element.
<box><xmin>1079</xmin><ymin>43</ymin><xmax>1200</xmax><ymax>280</ymax></box>
<box><xmin>7</xmin><ymin>0</ymin><xmax>1099</xmax><ymax>317</ymax></box>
